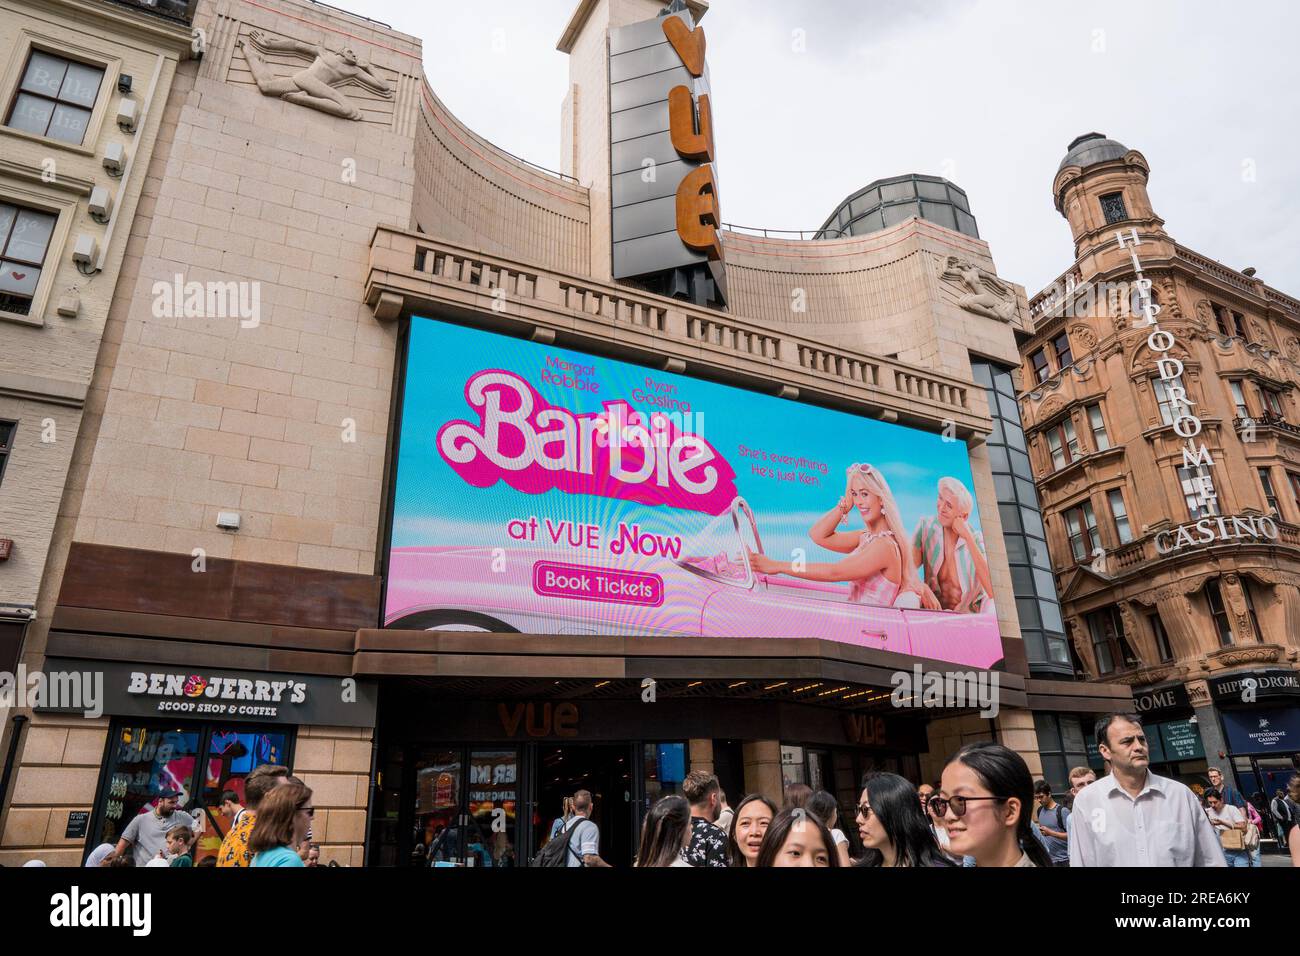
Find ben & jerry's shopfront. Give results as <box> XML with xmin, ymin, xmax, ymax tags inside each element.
<box><xmin>41</xmin><ymin>659</ymin><xmax>377</xmax><ymax>865</ymax></box>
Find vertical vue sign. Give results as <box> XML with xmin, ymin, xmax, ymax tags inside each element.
<box><xmin>609</xmin><ymin>8</ymin><xmax>726</xmax><ymax>301</ymax></box>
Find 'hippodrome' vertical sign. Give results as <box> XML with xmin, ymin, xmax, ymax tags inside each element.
<box><xmin>1117</xmin><ymin>229</ymin><xmax>1218</xmax><ymax>506</ymax></box>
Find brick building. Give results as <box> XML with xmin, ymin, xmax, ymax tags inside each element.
<box><xmin>1019</xmin><ymin>133</ymin><xmax>1300</xmax><ymax>800</ymax></box>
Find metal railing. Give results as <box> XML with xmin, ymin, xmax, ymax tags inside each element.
<box><xmin>722</xmin><ymin>223</ymin><xmax>847</xmax><ymax>241</ymax></box>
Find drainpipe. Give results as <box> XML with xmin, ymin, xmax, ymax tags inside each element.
<box><xmin>0</xmin><ymin>714</ymin><xmax>29</xmax><ymax>829</ymax></box>
<box><xmin>362</xmin><ymin>726</ymin><xmax>379</xmax><ymax>867</ymax></box>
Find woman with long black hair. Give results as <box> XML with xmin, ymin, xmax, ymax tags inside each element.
<box><xmin>634</xmin><ymin>794</ymin><xmax>693</xmax><ymax>868</ymax></box>
<box><xmin>931</xmin><ymin>742</ymin><xmax>1051</xmax><ymax>867</ymax></box>
<box><xmin>754</xmin><ymin>807</ymin><xmax>841</xmax><ymax>867</ymax></box>
<box><xmin>855</xmin><ymin>772</ymin><xmax>954</xmax><ymax>867</ymax></box>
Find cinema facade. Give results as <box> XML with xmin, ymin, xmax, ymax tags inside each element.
<box><xmin>0</xmin><ymin>0</ymin><xmax>1130</xmax><ymax>868</ymax></box>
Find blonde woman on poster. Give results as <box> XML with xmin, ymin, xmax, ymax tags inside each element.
<box><xmin>748</xmin><ymin>463</ymin><xmax>924</xmax><ymax>608</ymax></box>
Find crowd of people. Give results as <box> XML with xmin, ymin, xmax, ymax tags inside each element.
<box><xmin>544</xmin><ymin>713</ymin><xmax>1300</xmax><ymax>868</ymax></box>
<box><xmin>79</xmin><ymin>763</ymin><xmax>334</xmax><ymax>868</ymax></box>
<box><xmin>50</xmin><ymin>711</ymin><xmax>1300</xmax><ymax>868</ymax></box>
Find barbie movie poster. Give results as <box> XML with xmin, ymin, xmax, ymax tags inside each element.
<box><xmin>384</xmin><ymin>317</ymin><xmax>1003</xmax><ymax>668</ymax></box>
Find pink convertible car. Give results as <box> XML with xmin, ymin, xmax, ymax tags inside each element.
<box><xmin>385</xmin><ymin>498</ymin><xmax>1004</xmax><ymax>669</ymax></box>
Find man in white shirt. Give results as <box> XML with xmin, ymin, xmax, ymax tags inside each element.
<box><xmin>1069</xmin><ymin>714</ymin><xmax>1225</xmax><ymax>867</ymax></box>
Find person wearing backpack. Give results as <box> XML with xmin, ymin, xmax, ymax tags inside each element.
<box><xmin>1033</xmin><ymin>780</ymin><xmax>1070</xmax><ymax>867</ymax></box>
<box><xmin>532</xmin><ymin>789</ymin><xmax>609</xmax><ymax>867</ymax></box>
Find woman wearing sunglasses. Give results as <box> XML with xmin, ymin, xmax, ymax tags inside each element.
<box><xmin>749</xmin><ymin>462</ymin><xmax>922</xmax><ymax>608</ymax></box>
<box><xmin>931</xmin><ymin>743</ymin><xmax>1051</xmax><ymax>867</ymax></box>
<box><xmin>855</xmin><ymin>772</ymin><xmax>954</xmax><ymax>867</ymax></box>
<box><xmin>249</xmin><ymin>779</ymin><xmax>314</xmax><ymax>868</ymax></box>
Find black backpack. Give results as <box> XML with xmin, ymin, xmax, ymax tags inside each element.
<box><xmin>532</xmin><ymin>819</ymin><xmax>584</xmax><ymax>868</ymax></box>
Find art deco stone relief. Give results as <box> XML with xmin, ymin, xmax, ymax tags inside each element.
<box><xmin>238</xmin><ymin>30</ymin><xmax>392</xmax><ymax>121</ymax></box>
<box><xmin>939</xmin><ymin>256</ymin><xmax>1018</xmax><ymax>322</ymax></box>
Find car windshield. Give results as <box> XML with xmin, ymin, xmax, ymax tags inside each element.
<box><xmin>675</xmin><ymin>497</ymin><xmax>759</xmax><ymax>588</ymax></box>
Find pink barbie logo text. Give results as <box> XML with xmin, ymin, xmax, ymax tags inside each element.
<box><xmin>437</xmin><ymin>370</ymin><xmax>739</xmax><ymax>515</ymax></box>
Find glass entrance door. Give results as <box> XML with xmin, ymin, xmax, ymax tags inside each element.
<box><xmin>533</xmin><ymin>743</ymin><xmax>635</xmax><ymax>866</ymax></box>
<box><xmin>414</xmin><ymin>747</ymin><xmax>518</xmax><ymax>867</ymax></box>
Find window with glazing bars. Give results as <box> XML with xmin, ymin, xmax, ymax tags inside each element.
<box><xmin>1229</xmin><ymin>380</ymin><xmax>1249</xmax><ymax>418</ymax></box>
<box><xmin>1204</xmin><ymin>579</ymin><xmax>1234</xmax><ymax>646</ymax></box>
<box><xmin>1107</xmin><ymin>488</ymin><xmax>1133</xmax><ymax>544</ymax></box>
<box><xmin>1052</xmin><ymin>331</ymin><xmax>1073</xmax><ymax>370</ymax></box>
<box><xmin>1030</xmin><ymin>349</ymin><xmax>1049</xmax><ymax>384</ymax></box>
<box><xmin>1064</xmin><ymin>500</ymin><xmax>1099</xmax><ymax>562</ymax></box>
<box><xmin>1148</xmin><ymin>613</ymin><xmax>1173</xmax><ymax>662</ymax></box>
<box><xmin>1046</xmin><ymin>416</ymin><xmax>1080</xmax><ymax>469</ymax></box>
<box><xmin>1178</xmin><ymin>464</ymin><xmax>1219</xmax><ymax>519</ymax></box>
<box><xmin>0</xmin><ymin>203</ymin><xmax>56</xmax><ymax>317</ymax></box>
<box><xmin>0</xmin><ymin>420</ymin><xmax>14</xmax><ymax>486</ymax></box>
<box><xmin>5</xmin><ymin>50</ymin><xmax>104</xmax><ymax>145</ymax></box>
<box><xmin>1153</xmin><ymin>376</ymin><xmax>1186</xmax><ymax>426</ymax></box>
<box><xmin>1086</xmin><ymin>403</ymin><xmax>1109</xmax><ymax>451</ymax></box>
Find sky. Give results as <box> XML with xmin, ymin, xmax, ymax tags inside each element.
<box><xmin>347</xmin><ymin>0</ymin><xmax>1299</xmax><ymax>296</ymax></box>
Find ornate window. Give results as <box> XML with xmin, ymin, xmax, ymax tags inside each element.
<box><xmin>1099</xmin><ymin>192</ymin><xmax>1128</xmax><ymax>225</ymax></box>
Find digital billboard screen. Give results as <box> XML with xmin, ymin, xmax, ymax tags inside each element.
<box><xmin>385</xmin><ymin>317</ymin><xmax>1003</xmax><ymax>668</ymax></box>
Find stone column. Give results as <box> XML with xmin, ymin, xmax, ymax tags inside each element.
<box><xmin>687</xmin><ymin>738</ymin><xmax>714</xmax><ymax>777</ymax></box>
<box><xmin>741</xmin><ymin>740</ymin><xmax>782</xmax><ymax>805</ymax></box>
<box><xmin>995</xmin><ymin>709</ymin><xmax>1043</xmax><ymax>779</ymax></box>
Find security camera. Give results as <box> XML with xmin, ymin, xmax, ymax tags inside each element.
<box><xmin>103</xmin><ymin>142</ymin><xmax>127</xmax><ymax>175</ymax></box>
<box><xmin>118</xmin><ymin>74</ymin><xmax>133</xmax><ymax>94</ymax></box>
<box><xmin>88</xmin><ymin>186</ymin><xmax>114</xmax><ymax>222</ymax></box>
